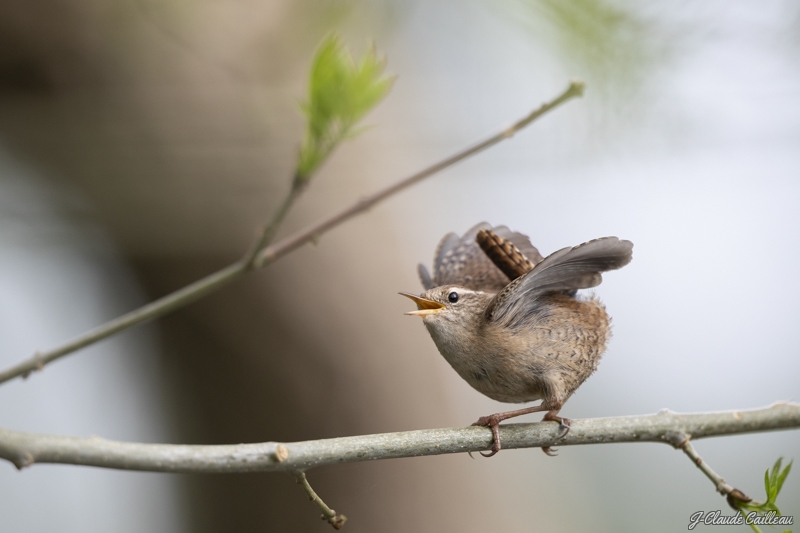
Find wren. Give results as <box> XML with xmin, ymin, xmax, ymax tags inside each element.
<box><xmin>401</xmin><ymin>223</ymin><xmax>632</xmax><ymax>456</ymax></box>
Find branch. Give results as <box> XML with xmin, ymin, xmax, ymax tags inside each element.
<box><xmin>0</xmin><ymin>81</ymin><xmax>585</xmax><ymax>386</ymax></box>
<box><xmin>671</xmin><ymin>435</ymin><xmax>752</xmax><ymax>509</ymax></box>
<box><xmin>295</xmin><ymin>472</ymin><xmax>347</xmax><ymax>530</ymax></box>
<box><xmin>251</xmin><ymin>80</ymin><xmax>586</xmax><ymax>269</ymax></box>
<box><xmin>0</xmin><ymin>403</ymin><xmax>796</xmax><ymax>474</ymax></box>
<box><xmin>242</xmin><ymin>179</ymin><xmax>306</xmax><ymax>268</ymax></box>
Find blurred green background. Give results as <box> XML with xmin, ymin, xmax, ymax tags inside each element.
<box><xmin>1</xmin><ymin>1</ymin><xmax>798</xmax><ymax>532</ymax></box>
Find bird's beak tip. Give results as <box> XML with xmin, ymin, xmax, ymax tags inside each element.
<box><xmin>404</xmin><ymin>309</ymin><xmax>440</xmax><ymax>317</ymax></box>
<box><xmin>398</xmin><ymin>291</ymin><xmax>445</xmax><ymax>316</ymax></box>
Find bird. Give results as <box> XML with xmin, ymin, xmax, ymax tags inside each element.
<box><xmin>401</xmin><ymin>223</ymin><xmax>633</xmax><ymax>456</ymax></box>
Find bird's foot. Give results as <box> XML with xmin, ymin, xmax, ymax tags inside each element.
<box><xmin>471</xmin><ymin>414</ymin><xmax>503</xmax><ymax>457</ymax></box>
<box><xmin>542</xmin><ymin>412</ymin><xmax>572</xmax><ymax>437</ymax></box>
<box><xmin>541</xmin><ymin>411</ymin><xmax>571</xmax><ymax>456</ymax></box>
<box><xmin>541</xmin><ymin>446</ymin><xmax>558</xmax><ymax>457</ymax></box>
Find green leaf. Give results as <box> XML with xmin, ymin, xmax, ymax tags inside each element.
<box><xmin>295</xmin><ymin>34</ymin><xmax>394</xmax><ymax>183</ymax></box>
<box><xmin>764</xmin><ymin>466</ymin><xmax>771</xmax><ymax>499</ymax></box>
<box><xmin>735</xmin><ymin>457</ymin><xmax>793</xmax><ymax>529</ymax></box>
<box><xmin>775</xmin><ymin>460</ymin><xmax>792</xmax><ymax>495</ymax></box>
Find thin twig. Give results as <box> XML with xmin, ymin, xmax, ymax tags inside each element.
<box><xmin>0</xmin><ymin>81</ymin><xmax>585</xmax><ymax>386</ymax></box>
<box><xmin>670</xmin><ymin>434</ymin><xmax>753</xmax><ymax>510</ymax></box>
<box><xmin>0</xmin><ymin>403</ymin><xmax>796</xmax><ymax>474</ymax></box>
<box><xmin>242</xmin><ymin>179</ymin><xmax>306</xmax><ymax>268</ymax></box>
<box><xmin>0</xmin><ymin>262</ymin><xmax>246</xmax><ymax>384</ymax></box>
<box><xmin>252</xmin><ymin>81</ymin><xmax>586</xmax><ymax>269</ymax></box>
<box><xmin>295</xmin><ymin>471</ymin><xmax>347</xmax><ymax>530</ymax></box>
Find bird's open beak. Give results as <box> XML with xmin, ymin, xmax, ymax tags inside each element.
<box><xmin>399</xmin><ymin>292</ymin><xmax>445</xmax><ymax>316</ymax></box>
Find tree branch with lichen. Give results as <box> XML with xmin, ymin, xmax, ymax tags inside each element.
<box><xmin>1</xmin><ymin>404</ymin><xmax>795</xmax><ymax>530</ymax></box>
<box><xmin>0</xmin><ymin>403</ymin><xmax>795</xmax><ymax>474</ymax></box>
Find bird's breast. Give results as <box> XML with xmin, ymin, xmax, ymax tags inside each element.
<box><xmin>423</xmin><ymin>296</ymin><xmax>611</xmax><ymax>404</ymax></box>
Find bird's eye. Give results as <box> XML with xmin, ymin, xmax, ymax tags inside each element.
<box><xmin>448</xmin><ymin>291</ymin><xmax>459</xmax><ymax>303</ymax></box>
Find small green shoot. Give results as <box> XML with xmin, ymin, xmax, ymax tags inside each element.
<box><xmin>734</xmin><ymin>458</ymin><xmax>793</xmax><ymax>533</ymax></box>
<box><xmin>296</xmin><ymin>34</ymin><xmax>394</xmax><ymax>183</ymax></box>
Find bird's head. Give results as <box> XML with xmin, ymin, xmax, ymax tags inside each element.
<box><xmin>399</xmin><ymin>286</ymin><xmax>491</xmax><ymax>328</ymax></box>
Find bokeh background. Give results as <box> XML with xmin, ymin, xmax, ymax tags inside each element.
<box><xmin>1</xmin><ymin>1</ymin><xmax>798</xmax><ymax>531</ymax></box>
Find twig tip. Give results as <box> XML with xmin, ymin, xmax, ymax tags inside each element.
<box><xmin>329</xmin><ymin>514</ymin><xmax>347</xmax><ymax>529</ymax></box>
<box><xmin>568</xmin><ymin>80</ymin><xmax>586</xmax><ymax>97</ymax></box>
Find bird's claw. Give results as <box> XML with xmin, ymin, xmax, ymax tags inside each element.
<box><xmin>541</xmin><ymin>412</ymin><xmax>571</xmax><ymax>456</ymax></box>
<box><xmin>557</xmin><ymin>417</ymin><xmax>572</xmax><ymax>438</ymax></box>
<box><xmin>542</xmin><ymin>412</ymin><xmax>572</xmax><ymax>438</ymax></box>
<box><xmin>472</xmin><ymin>415</ymin><xmax>503</xmax><ymax>457</ymax></box>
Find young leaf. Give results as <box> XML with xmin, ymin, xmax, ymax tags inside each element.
<box><xmin>775</xmin><ymin>459</ymin><xmax>792</xmax><ymax>496</ymax></box>
<box><xmin>295</xmin><ymin>34</ymin><xmax>394</xmax><ymax>183</ymax></box>
<box><xmin>735</xmin><ymin>457</ymin><xmax>793</xmax><ymax>533</ymax></box>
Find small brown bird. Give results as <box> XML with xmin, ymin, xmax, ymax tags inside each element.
<box><xmin>401</xmin><ymin>223</ymin><xmax>633</xmax><ymax>456</ymax></box>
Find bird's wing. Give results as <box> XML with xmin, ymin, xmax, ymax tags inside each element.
<box><xmin>419</xmin><ymin>223</ymin><xmax>542</xmax><ymax>291</ymax></box>
<box><xmin>486</xmin><ymin>237</ymin><xmax>633</xmax><ymax>327</ymax></box>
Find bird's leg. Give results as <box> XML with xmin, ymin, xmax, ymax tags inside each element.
<box><xmin>471</xmin><ymin>404</ymin><xmax>548</xmax><ymax>457</ymax></box>
<box><xmin>540</xmin><ymin>409</ymin><xmax>571</xmax><ymax>456</ymax></box>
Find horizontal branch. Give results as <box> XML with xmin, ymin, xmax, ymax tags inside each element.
<box><xmin>0</xmin><ymin>81</ymin><xmax>585</xmax><ymax>386</ymax></box>
<box><xmin>0</xmin><ymin>403</ymin><xmax>796</xmax><ymax>474</ymax></box>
